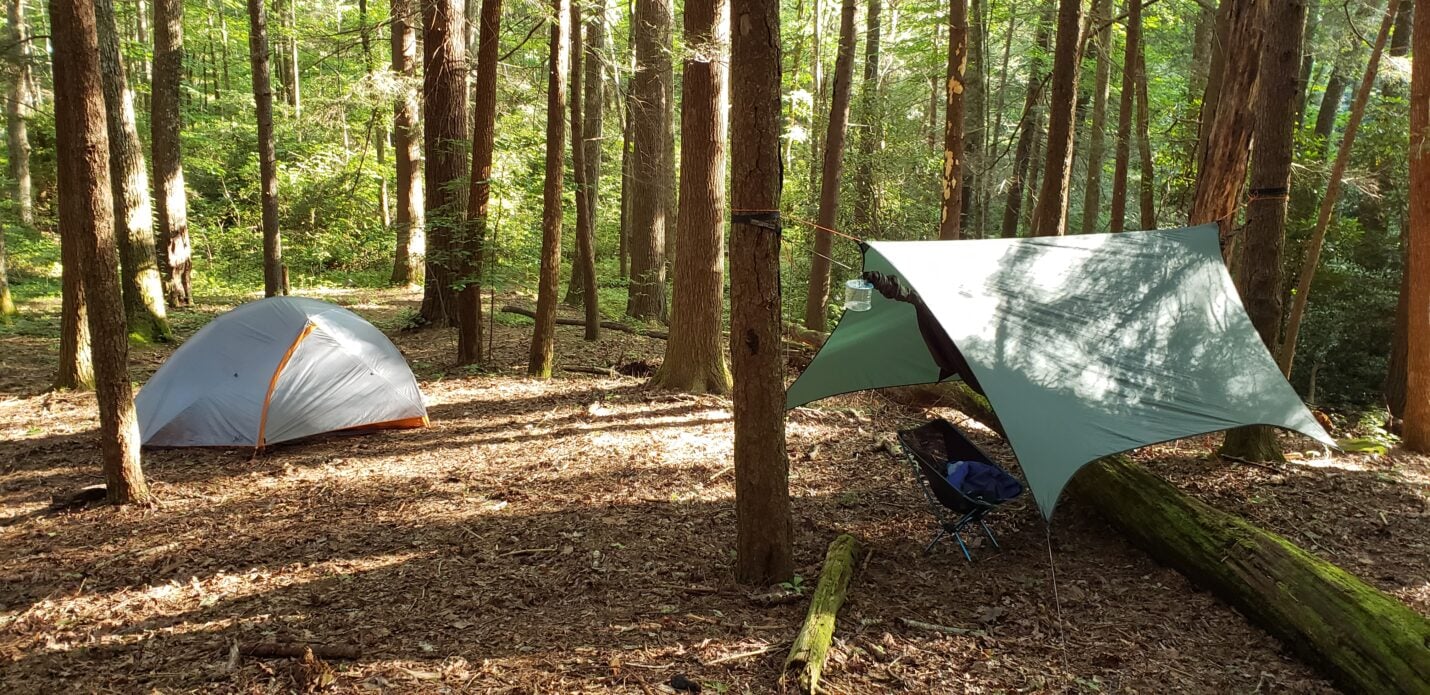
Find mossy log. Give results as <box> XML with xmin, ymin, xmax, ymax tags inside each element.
<box><xmin>784</xmin><ymin>534</ymin><xmax>861</xmax><ymax>694</ymax></box>
<box><xmin>1071</xmin><ymin>458</ymin><xmax>1430</xmax><ymax>694</ymax></box>
<box><xmin>899</xmin><ymin>382</ymin><xmax>1430</xmax><ymax>693</ymax></box>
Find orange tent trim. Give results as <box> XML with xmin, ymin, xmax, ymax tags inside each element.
<box><xmin>255</xmin><ymin>322</ymin><xmax>317</xmax><ymax>451</ymax></box>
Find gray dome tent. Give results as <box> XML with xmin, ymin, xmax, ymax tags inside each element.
<box><xmin>787</xmin><ymin>225</ymin><xmax>1334</xmax><ymax>518</ymax></box>
<box><xmin>137</xmin><ymin>297</ymin><xmax>428</xmax><ymax>449</ymax></box>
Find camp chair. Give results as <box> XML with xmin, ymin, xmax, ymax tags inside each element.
<box><xmin>896</xmin><ymin>418</ymin><xmax>1022</xmax><ymax>561</ymax></box>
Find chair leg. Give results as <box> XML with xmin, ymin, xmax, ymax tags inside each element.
<box><xmin>980</xmin><ymin>520</ymin><xmax>1001</xmax><ymax>550</ymax></box>
<box><xmin>922</xmin><ymin>529</ymin><xmax>946</xmax><ymax>555</ymax></box>
<box><xmin>953</xmin><ymin>531</ymin><xmax>973</xmax><ymax>562</ymax></box>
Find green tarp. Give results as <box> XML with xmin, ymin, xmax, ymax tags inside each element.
<box><xmin>786</xmin><ymin>224</ymin><xmax>1334</xmax><ymax>518</ymax></box>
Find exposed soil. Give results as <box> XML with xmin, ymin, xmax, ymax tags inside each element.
<box><xmin>2</xmin><ymin>288</ymin><xmax>1426</xmax><ymax>694</ymax></box>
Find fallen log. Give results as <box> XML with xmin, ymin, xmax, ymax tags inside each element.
<box><xmin>784</xmin><ymin>534</ymin><xmax>861</xmax><ymax>694</ymax></box>
<box><xmin>238</xmin><ymin>642</ymin><xmax>361</xmax><ymax>660</ymax></box>
<box><xmin>500</xmin><ymin>305</ymin><xmax>667</xmax><ymax>339</ymax></box>
<box><xmin>898</xmin><ymin>382</ymin><xmax>1430</xmax><ymax>693</ymax></box>
<box><xmin>1071</xmin><ymin>458</ymin><xmax>1430</xmax><ymax>694</ymax></box>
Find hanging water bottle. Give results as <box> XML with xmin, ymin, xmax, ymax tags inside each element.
<box><xmin>843</xmin><ymin>278</ymin><xmax>873</xmax><ymax>312</ymax></box>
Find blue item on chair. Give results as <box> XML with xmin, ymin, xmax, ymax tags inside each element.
<box><xmin>896</xmin><ymin>419</ymin><xmax>1025</xmax><ymax>561</ymax></box>
<box><xmin>946</xmin><ymin>460</ymin><xmax>1024</xmax><ymax>504</ymax></box>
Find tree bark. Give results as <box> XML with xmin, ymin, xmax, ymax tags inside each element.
<box><xmin>390</xmin><ymin>0</ymin><xmax>425</xmax><ymax>286</ymax></box>
<box><xmin>649</xmin><ymin>0</ymin><xmax>729</xmax><ymax>394</ymax></box>
<box><xmin>57</xmin><ymin>230</ymin><xmax>94</xmax><ymax>390</ymax></box>
<box><xmin>95</xmin><ymin>0</ymin><xmax>171</xmax><ymax>342</ymax></box>
<box><xmin>1078</xmin><ymin>0</ymin><xmax>1112</xmax><ymax>234</ymax></box>
<box><xmin>851</xmin><ymin>0</ymin><xmax>881</xmax><ymax>239</ymax></box>
<box><xmin>1193</xmin><ymin>0</ymin><xmax>1231</xmax><ymax>176</ymax></box>
<box><xmin>730</xmin><ymin>0</ymin><xmax>793</xmax><ymax>586</ymax></box>
<box><xmin>1134</xmin><ymin>42</ymin><xmax>1155</xmax><ymax>230</ymax></box>
<box><xmin>569</xmin><ymin>0</ymin><xmax>599</xmax><ymax>340</ymax></box>
<box><xmin>50</xmin><ymin>0</ymin><xmax>150</xmax><ymax>505</ymax></box>
<box><xmin>626</xmin><ymin>0</ymin><xmax>673</xmax><ymax>319</ymax></box>
<box><xmin>419</xmin><ymin>0</ymin><xmax>469</xmax><ymax>325</ymax></box>
<box><xmin>802</xmin><ymin>0</ymin><xmax>857</xmax><ymax>330</ymax></box>
<box><xmin>1405</xmin><ymin>0</ymin><xmax>1430</xmax><ymax>451</ymax></box>
<box><xmin>937</xmin><ymin>0</ymin><xmax>966</xmax><ymax>240</ymax></box>
<box><xmin>1188</xmin><ymin>0</ymin><xmax>1268</xmax><ymax>246</ymax></box>
<box><xmin>247</xmin><ymin>0</ymin><xmax>284</xmax><ymax>297</ymax></box>
<box><xmin>152</xmin><ymin>0</ymin><xmax>191</xmax><ymax>308</ymax></box>
<box><xmin>5</xmin><ymin>0</ymin><xmax>33</xmax><ymax>227</ymax></box>
<box><xmin>527</xmin><ymin>0</ymin><xmax>569</xmax><ymax>377</ymax></box>
<box><xmin>1219</xmin><ymin>0</ymin><xmax>1305</xmax><ymax>462</ymax></box>
<box><xmin>999</xmin><ymin>10</ymin><xmax>1050</xmax><ymax>239</ymax></box>
<box><xmin>618</xmin><ymin>81</ymin><xmax>633</xmax><ymax>279</ymax></box>
<box><xmin>1029</xmin><ymin>0</ymin><xmax>1081</xmax><ymax>237</ymax></box>
<box><xmin>458</xmin><ymin>0</ymin><xmax>501</xmax><ymax>365</ymax></box>
<box><xmin>1109</xmin><ymin>0</ymin><xmax>1140</xmax><ymax>233</ymax></box>
<box><xmin>1277</xmin><ymin>0</ymin><xmax>1395</xmax><ymax>377</ymax></box>
<box><xmin>965</xmin><ymin>0</ymin><xmax>986</xmax><ymax>237</ymax></box>
<box><xmin>286</xmin><ymin>0</ymin><xmax>300</xmax><ymax>117</ymax></box>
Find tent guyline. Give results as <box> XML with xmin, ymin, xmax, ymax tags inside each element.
<box><xmin>785</xmin><ymin>224</ymin><xmax>1333</xmax><ymax>518</ymax></box>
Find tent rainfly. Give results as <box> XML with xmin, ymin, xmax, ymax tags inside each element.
<box><xmin>786</xmin><ymin>224</ymin><xmax>1334</xmax><ymax>518</ymax></box>
<box><xmin>137</xmin><ymin>297</ymin><xmax>428</xmax><ymax>449</ymax></box>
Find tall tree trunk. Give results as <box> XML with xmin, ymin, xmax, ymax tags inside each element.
<box><xmin>999</xmin><ymin>11</ymin><xmax>1050</xmax><ymax>239</ymax></box>
<box><xmin>650</xmin><ymin>0</ymin><xmax>729</xmax><ymax>393</ymax></box>
<box><xmin>5</xmin><ymin>0</ymin><xmax>34</xmax><ymax>227</ymax></box>
<box><xmin>1219</xmin><ymin>0</ymin><xmax>1306</xmax><ymax>462</ymax></box>
<box><xmin>1278</xmin><ymin>0</ymin><xmax>1396</xmax><ymax>377</ymax></box>
<box><xmin>626</xmin><ymin>0</ymin><xmax>673</xmax><ymax>319</ymax></box>
<box><xmin>528</xmin><ymin>0</ymin><xmax>569</xmax><ymax>377</ymax></box>
<box><xmin>95</xmin><ymin>0</ymin><xmax>171</xmax><ymax>342</ymax></box>
<box><xmin>729</xmin><ymin>0</ymin><xmax>792</xmax><ymax>586</ymax></box>
<box><xmin>286</xmin><ymin>0</ymin><xmax>300</xmax><ymax>117</ymax></box>
<box><xmin>1312</xmin><ymin>67</ymin><xmax>1347</xmax><ymax>146</ymax></box>
<box><xmin>1383</xmin><ymin>0</ymin><xmax>1414</xmax><ymax>429</ymax></box>
<box><xmin>1135</xmin><ymin>41</ymin><xmax>1156</xmax><ymax>230</ymax></box>
<box><xmin>965</xmin><ymin>0</ymin><xmax>986</xmax><ymax>237</ymax></box>
<box><xmin>50</xmin><ymin>0</ymin><xmax>150</xmax><ymax>505</ymax></box>
<box><xmin>851</xmin><ymin>0</ymin><xmax>881</xmax><ymax>238</ymax></box>
<box><xmin>390</xmin><ymin>0</ymin><xmax>424</xmax><ymax>286</ymax></box>
<box><xmin>802</xmin><ymin>0</ymin><xmax>856</xmax><ymax>330</ymax></box>
<box><xmin>459</xmin><ymin>0</ymin><xmax>501</xmax><ymax>365</ymax></box>
<box><xmin>564</xmin><ymin>0</ymin><xmax>609</xmax><ymax>307</ymax></box>
<box><xmin>248</xmin><ymin>0</ymin><xmax>284</xmax><ymax>296</ymax></box>
<box><xmin>57</xmin><ymin>233</ymin><xmax>94</xmax><ymax>389</ymax></box>
<box><xmin>1028</xmin><ymin>0</ymin><xmax>1081</xmax><ymax>237</ymax></box>
<box><xmin>1293</xmin><ymin>3</ymin><xmax>1318</xmax><ymax>126</ymax></box>
<box><xmin>618</xmin><ymin>83</ymin><xmax>633</xmax><ymax>279</ymax></box>
<box><xmin>1109</xmin><ymin>0</ymin><xmax>1140</xmax><ymax>232</ymax></box>
<box><xmin>1078</xmin><ymin>0</ymin><xmax>1112</xmax><ymax>234</ymax></box>
<box><xmin>1188</xmin><ymin>3</ymin><xmax>1214</xmax><ymax>106</ymax></box>
<box><xmin>217</xmin><ymin>0</ymin><xmax>232</xmax><ymax>91</ymax></box>
<box><xmin>153</xmin><ymin>0</ymin><xmax>191</xmax><ymax>307</ymax></box>
<box><xmin>0</xmin><ymin>205</ymin><xmax>12</xmax><ymax>320</ymax></box>
<box><xmin>1404</xmin><ymin>0</ymin><xmax>1430</xmax><ymax>452</ymax></box>
<box><xmin>569</xmin><ymin>0</ymin><xmax>599</xmax><ymax>339</ymax></box>
<box><xmin>419</xmin><ymin>0</ymin><xmax>468</xmax><ymax>325</ymax></box>
<box><xmin>807</xmin><ymin>0</ymin><xmax>824</xmax><ymax>218</ymax></box>
<box><xmin>1189</xmin><ymin>0</ymin><xmax>1268</xmax><ymax>246</ymax></box>
<box><xmin>937</xmin><ymin>0</ymin><xmax>966</xmax><ymax>240</ymax></box>
<box><xmin>1194</xmin><ymin>0</ymin><xmax>1231</xmax><ymax>173</ymax></box>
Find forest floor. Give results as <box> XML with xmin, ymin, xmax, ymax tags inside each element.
<box><xmin>2</xmin><ymin>288</ymin><xmax>1428</xmax><ymax>694</ymax></box>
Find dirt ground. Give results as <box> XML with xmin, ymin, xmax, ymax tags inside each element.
<box><xmin>2</xmin><ymin>288</ymin><xmax>1427</xmax><ymax>694</ymax></box>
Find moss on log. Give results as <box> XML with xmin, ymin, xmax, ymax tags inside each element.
<box><xmin>785</xmin><ymin>534</ymin><xmax>861</xmax><ymax>694</ymax></box>
<box><xmin>1071</xmin><ymin>458</ymin><xmax>1430</xmax><ymax>694</ymax></box>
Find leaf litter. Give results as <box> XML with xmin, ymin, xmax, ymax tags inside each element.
<box><xmin>1</xmin><ymin>288</ymin><xmax>1425</xmax><ymax>693</ymax></box>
